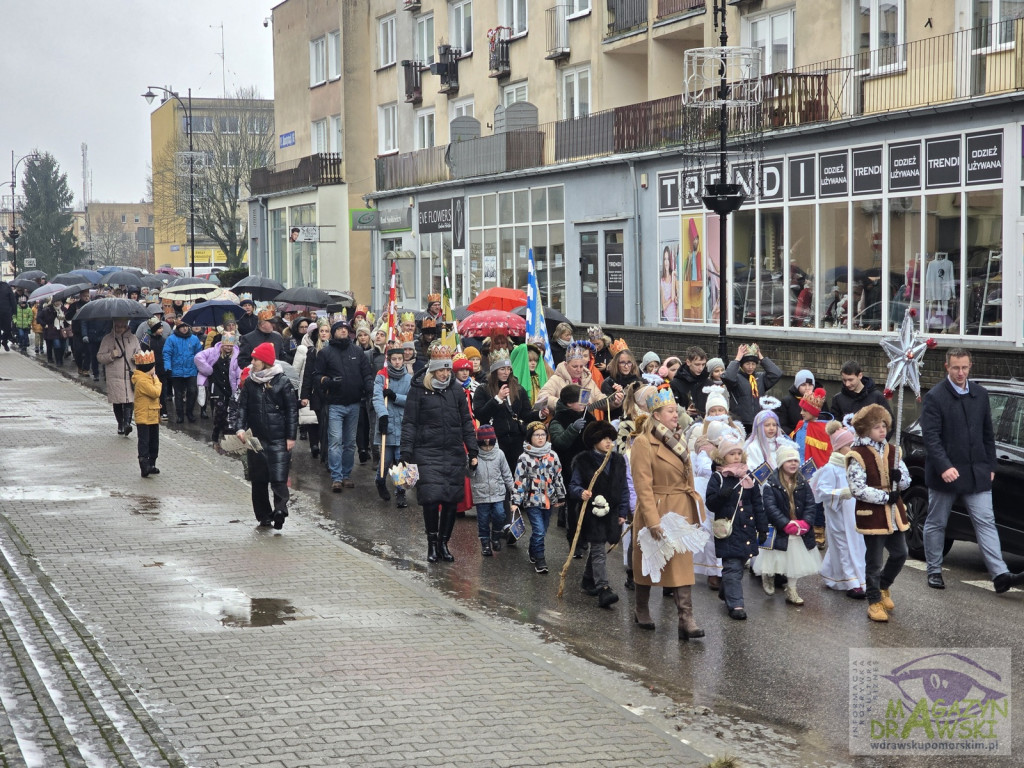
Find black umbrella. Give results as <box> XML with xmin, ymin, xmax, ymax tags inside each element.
<box><xmin>102</xmin><ymin>270</ymin><xmax>144</xmax><ymax>288</ymax></box>
<box><xmin>10</xmin><ymin>278</ymin><xmax>38</xmax><ymax>291</ymax></box>
<box><xmin>274</xmin><ymin>286</ymin><xmax>332</xmax><ymax>308</ymax></box>
<box><xmin>51</xmin><ymin>273</ymin><xmax>93</xmax><ymax>287</ymax></box>
<box><xmin>181</xmin><ymin>300</ymin><xmax>243</xmax><ymax>327</ymax></box>
<box><xmin>74</xmin><ymin>297</ymin><xmax>150</xmax><ymax>321</ymax></box>
<box><xmin>140</xmin><ymin>274</ymin><xmax>167</xmax><ymax>289</ymax></box>
<box><xmin>512</xmin><ymin>304</ymin><xmax>571</xmax><ymax>326</ymax></box>
<box><xmin>232</xmin><ymin>275</ymin><xmax>285</xmax><ymax>301</ymax></box>
<box><xmin>16</xmin><ymin>270</ymin><xmax>46</xmax><ymax>281</ymax></box>
<box><xmin>451</xmin><ymin>305</ymin><xmax>474</xmax><ymax>322</ymax></box>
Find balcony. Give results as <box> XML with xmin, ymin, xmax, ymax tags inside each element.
<box><xmin>401</xmin><ymin>60</ymin><xmax>426</xmax><ymax>104</ymax></box>
<box><xmin>250</xmin><ymin>153</ymin><xmax>343</xmax><ymax>196</ymax></box>
<box><xmin>402</xmin><ymin>0</ymin><xmax>420</xmax><ymax>11</ymax></box>
<box><xmin>434</xmin><ymin>45</ymin><xmax>461</xmax><ymax>94</ymax></box>
<box><xmin>546</xmin><ymin>5</ymin><xmax>570</xmax><ymax>60</ymax></box>
<box><xmin>656</xmin><ymin>0</ymin><xmax>705</xmax><ymax>19</ymax></box>
<box><xmin>488</xmin><ymin>27</ymin><xmax>511</xmax><ymax>78</ymax></box>
<box><xmin>607</xmin><ymin>0</ymin><xmax>647</xmax><ymax>38</ymax></box>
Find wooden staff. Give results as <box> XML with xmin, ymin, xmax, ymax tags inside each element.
<box><xmin>557</xmin><ymin>446</ymin><xmax>613</xmax><ymax>599</ymax></box>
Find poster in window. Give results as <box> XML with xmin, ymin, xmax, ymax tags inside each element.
<box><xmin>681</xmin><ymin>215</ymin><xmax>704</xmax><ymax>322</ymax></box>
<box><xmin>706</xmin><ymin>214</ymin><xmax>721</xmax><ymax>322</ymax></box>
<box><xmin>658</xmin><ymin>216</ymin><xmax>680</xmax><ymax>322</ymax></box>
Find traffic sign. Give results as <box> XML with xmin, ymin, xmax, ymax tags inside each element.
<box><xmin>23</xmin><ymin>258</ymin><xmax>36</xmax><ymax>267</ymax></box>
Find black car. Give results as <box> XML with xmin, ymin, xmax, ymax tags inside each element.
<box><xmin>901</xmin><ymin>377</ymin><xmax>1024</xmax><ymax>560</ymax></box>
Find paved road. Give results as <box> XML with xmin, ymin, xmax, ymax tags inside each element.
<box><xmin>3</xmin><ymin>350</ymin><xmax>1021</xmax><ymax>767</ymax></box>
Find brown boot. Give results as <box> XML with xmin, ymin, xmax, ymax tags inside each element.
<box><xmin>880</xmin><ymin>588</ymin><xmax>895</xmax><ymax>612</ymax></box>
<box><xmin>674</xmin><ymin>586</ymin><xmax>704</xmax><ymax>640</ymax></box>
<box><xmin>814</xmin><ymin>525</ymin><xmax>826</xmax><ymax>550</ymax></box>
<box><xmin>707</xmin><ymin>575</ymin><xmax>721</xmax><ymax>590</ymax></box>
<box><xmin>867</xmin><ymin>602</ymin><xmax>889</xmax><ymax>622</ymax></box>
<box><xmin>633</xmin><ymin>585</ymin><xmax>655</xmax><ymax>630</ymax></box>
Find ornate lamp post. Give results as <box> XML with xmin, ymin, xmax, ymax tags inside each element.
<box><xmin>142</xmin><ymin>86</ymin><xmax>196</xmax><ymax>276</ymax></box>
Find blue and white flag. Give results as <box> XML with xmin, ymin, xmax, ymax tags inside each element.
<box><xmin>526</xmin><ymin>248</ymin><xmax>555</xmax><ymax>370</ymax></box>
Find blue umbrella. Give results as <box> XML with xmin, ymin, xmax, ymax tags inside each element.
<box><xmin>70</xmin><ymin>268</ymin><xmax>103</xmax><ymax>283</ymax></box>
<box><xmin>181</xmin><ymin>299</ymin><xmax>242</xmax><ymax>327</ymax></box>
<box><xmin>96</xmin><ymin>266</ymin><xmax>121</xmax><ymax>276</ymax></box>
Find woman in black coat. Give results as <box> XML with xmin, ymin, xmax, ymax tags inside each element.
<box><xmin>402</xmin><ymin>356</ymin><xmax>479</xmax><ymax>563</ymax></box>
<box><xmin>230</xmin><ymin>343</ymin><xmax>299</xmax><ymax>530</ymax></box>
<box><xmin>472</xmin><ymin>353</ymin><xmax>537</xmax><ymax>472</ymax></box>
<box><xmin>600</xmin><ymin>348</ymin><xmax>641</xmax><ymax>421</ymax></box>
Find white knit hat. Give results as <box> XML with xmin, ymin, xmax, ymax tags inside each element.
<box><xmin>704</xmin><ymin>385</ymin><xmax>729</xmax><ymax>414</ymax></box>
<box><xmin>776</xmin><ymin>444</ymin><xmax>801</xmax><ymax>466</ymax></box>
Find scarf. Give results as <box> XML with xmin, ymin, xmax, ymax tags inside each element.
<box><xmin>430</xmin><ymin>375</ymin><xmax>451</xmax><ymax>391</ymax></box>
<box><xmin>524</xmin><ymin>441</ymin><xmax>553</xmax><ymax>458</ymax></box>
<box><xmin>249</xmin><ymin>362</ymin><xmax>282</xmax><ymax>385</ymax></box>
<box><xmin>387</xmin><ymin>363</ymin><xmax>406</xmax><ymax>380</ymax></box>
<box><xmin>652</xmin><ymin>421</ymin><xmax>688</xmax><ymax>463</ymax></box>
<box><xmin>556</xmin><ymin>336</ymin><xmax>572</xmax><ymax>348</ymax></box>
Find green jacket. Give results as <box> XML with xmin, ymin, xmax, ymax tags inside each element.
<box><xmin>14</xmin><ymin>306</ymin><xmax>33</xmax><ymax>329</ymax></box>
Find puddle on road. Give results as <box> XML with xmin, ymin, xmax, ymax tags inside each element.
<box><xmin>185</xmin><ymin>587</ymin><xmax>303</xmax><ymax>628</ymax></box>
<box><xmin>0</xmin><ymin>486</ymin><xmax>107</xmax><ymax>502</ymax></box>
<box><xmin>110</xmin><ymin>491</ymin><xmax>160</xmax><ymax>517</ymax></box>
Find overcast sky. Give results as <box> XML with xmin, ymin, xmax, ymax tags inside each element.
<box><xmin>2</xmin><ymin>0</ymin><xmax>276</xmax><ymax>208</ymax></box>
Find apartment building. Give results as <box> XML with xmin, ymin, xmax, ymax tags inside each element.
<box><xmin>360</xmin><ymin>0</ymin><xmax>1024</xmax><ymax>356</ymax></box>
<box><xmin>82</xmin><ymin>202</ymin><xmax>155</xmax><ymax>271</ymax></box>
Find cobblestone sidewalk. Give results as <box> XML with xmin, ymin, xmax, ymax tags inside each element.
<box><xmin>0</xmin><ymin>352</ymin><xmax>708</xmax><ymax>767</ymax></box>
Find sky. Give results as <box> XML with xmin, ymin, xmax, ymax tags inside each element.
<box><xmin>1</xmin><ymin>0</ymin><xmax>276</xmax><ymax>208</ymax></box>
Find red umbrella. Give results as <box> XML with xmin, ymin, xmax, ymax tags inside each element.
<box><xmin>466</xmin><ymin>286</ymin><xmax>527</xmax><ymax>312</ymax></box>
<box><xmin>458</xmin><ymin>309</ymin><xmax>526</xmax><ymax>338</ymax></box>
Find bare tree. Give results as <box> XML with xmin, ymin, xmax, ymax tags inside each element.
<box><xmin>90</xmin><ymin>211</ymin><xmax>141</xmax><ymax>268</ymax></box>
<box><xmin>152</xmin><ymin>86</ymin><xmax>274</xmax><ymax>269</ymax></box>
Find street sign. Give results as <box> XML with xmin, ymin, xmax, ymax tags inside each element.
<box><xmin>23</xmin><ymin>258</ymin><xmax>36</xmax><ymax>267</ymax></box>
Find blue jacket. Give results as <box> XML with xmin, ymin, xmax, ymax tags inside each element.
<box><xmin>706</xmin><ymin>470</ymin><xmax>768</xmax><ymax>559</ymax></box>
<box><xmin>371</xmin><ymin>366</ymin><xmax>411</xmax><ymax>447</ymax></box>
<box><xmin>163</xmin><ymin>329</ymin><xmax>202</xmax><ymax>378</ymax></box>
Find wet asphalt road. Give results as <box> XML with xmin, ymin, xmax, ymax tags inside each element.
<box><xmin>44</xmin><ymin>356</ymin><xmax>1024</xmax><ymax>767</ymax></box>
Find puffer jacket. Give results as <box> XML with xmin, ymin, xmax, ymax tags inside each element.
<box><xmin>313</xmin><ymin>338</ymin><xmax>373</xmax><ymax>406</ymax></box>
<box><xmin>760</xmin><ymin>470</ymin><xmax>819</xmax><ymax>552</ymax></box>
<box><xmin>548</xmin><ymin>399</ymin><xmax>587</xmax><ymax>475</ymax></box>
<box><xmin>401</xmin><ymin>370</ymin><xmax>479</xmax><ymax>506</ymax></box>
<box><xmin>14</xmin><ymin>305</ymin><xmax>33</xmax><ymax>329</ymax></box>
<box><xmin>163</xmin><ymin>328</ymin><xmax>202</xmax><ymax>378</ymax></box>
<box><xmin>511</xmin><ymin>443</ymin><xmax>565</xmax><ymax>510</ymax></box>
<box><xmin>194</xmin><ymin>343</ymin><xmax>241</xmax><ymax>391</ymax></box>
<box><xmin>468</xmin><ymin>446</ymin><xmax>514</xmax><ymax>504</ymax></box>
<box><xmin>230</xmin><ymin>370</ymin><xmax>299</xmax><ymax>485</ymax></box>
<box><xmin>706</xmin><ymin>470</ymin><xmax>768</xmax><ymax>559</ymax></box>
<box><xmin>473</xmin><ymin>378</ymin><xmax>537</xmax><ymax>470</ymax></box>
<box><xmin>132</xmin><ymin>369</ymin><xmax>163</xmax><ymax>426</ymax></box>
<box><xmin>371</xmin><ymin>365</ymin><xmax>411</xmax><ymax>447</ymax></box>
<box><xmin>568</xmin><ymin>449</ymin><xmax>629</xmax><ymax>545</ymax></box>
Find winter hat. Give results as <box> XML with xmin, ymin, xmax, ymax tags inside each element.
<box><xmin>239</xmin><ymin>297</ymin><xmax>255</xmax><ymax>308</ymax></box>
<box><xmin>794</xmin><ymin>369</ymin><xmax>815</xmax><ymax>389</ymax></box>
<box><xmin>706</xmin><ymin>357</ymin><xmax>726</xmax><ymax>375</ymax></box>
<box><xmin>489</xmin><ymin>349</ymin><xmax>512</xmax><ymax>373</ymax></box>
<box><xmin>704</xmin><ymin>385</ymin><xmax>729</xmax><ymax>414</ymax></box>
<box><xmin>401</xmin><ymin>338</ymin><xmax>416</xmax><ymax>352</ymax></box>
<box><xmin>740</xmin><ymin>343</ymin><xmax>760</xmax><ymax>364</ymax></box>
<box><xmin>582</xmin><ymin>420</ymin><xmax>617</xmax><ymax>450</ymax></box>
<box><xmin>799</xmin><ymin>387</ymin><xmax>827</xmax><ymax>418</ymax></box>
<box><xmin>453</xmin><ymin>354</ymin><xmax>472</xmax><ymax>372</ymax></box>
<box><xmin>251</xmin><ymin>342</ymin><xmax>277</xmax><ymax>366</ymax></box>
<box><xmin>715</xmin><ymin>435</ymin><xmax>745</xmax><ymax>463</ymax></box>
<box><xmin>330</xmin><ymin>320</ymin><xmax>349</xmax><ymax>336</ymax></box>
<box><xmin>641</xmin><ymin>350</ymin><xmax>661</xmax><ymax>370</ymax></box>
<box><xmin>851</xmin><ymin>403</ymin><xmax>892</xmax><ymax>436</ymax></box>
<box><xmin>476</xmin><ymin>424</ymin><xmax>496</xmax><ymax>443</ymax></box>
<box><xmin>464</xmin><ymin>346</ymin><xmax>481</xmax><ymax>360</ymax></box>
<box><xmin>776</xmin><ymin>444</ymin><xmax>801</xmax><ymax>466</ymax></box>
<box><xmin>827</xmin><ymin>420</ymin><xmax>856</xmax><ymax>451</ymax></box>
<box><xmin>427</xmin><ymin>344</ymin><xmax>454</xmax><ymax>372</ymax></box>
<box><xmin>147</xmin><ymin>316</ymin><xmax>162</xmax><ymax>328</ymax></box>
<box><xmin>525</xmin><ymin>421</ymin><xmax>548</xmax><ymax>442</ymax></box>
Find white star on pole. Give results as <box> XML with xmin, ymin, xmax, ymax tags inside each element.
<box><xmin>879</xmin><ymin>309</ymin><xmax>935</xmax><ymax>400</ymax></box>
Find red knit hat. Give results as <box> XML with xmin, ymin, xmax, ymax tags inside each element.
<box><xmin>251</xmin><ymin>342</ymin><xmax>276</xmax><ymax>366</ymax></box>
<box><xmin>799</xmin><ymin>387</ymin><xmax>826</xmax><ymax>418</ymax></box>
<box><xmin>453</xmin><ymin>355</ymin><xmax>473</xmax><ymax>372</ymax></box>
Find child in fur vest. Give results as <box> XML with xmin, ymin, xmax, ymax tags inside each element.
<box><xmin>511</xmin><ymin>421</ymin><xmax>566</xmax><ymax>575</ymax></box>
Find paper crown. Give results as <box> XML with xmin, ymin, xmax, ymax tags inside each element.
<box><xmin>429</xmin><ymin>344</ymin><xmax>454</xmax><ymax>361</ymax></box>
<box><xmin>353</xmin><ymin>319</ymin><xmax>371</xmax><ymax>333</ymax></box>
<box><xmin>221</xmin><ymin>311</ymin><xmax>236</xmax><ymax>325</ymax></box>
<box><xmin>489</xmin><ymin>349</ymin><xmax>512</xmax><ymax>372</ymax></box>
<box><xmin>257</xmin><ymin>304</ymin><xmax>277</xmax><ymax>321</ymax></box>
<box><xmin>354</xmin><ymin>304</ymin><xmax>369</xmax><ymax>317</ymax></box>
<box><xmin>133</xmin><ymin>350</ymin><xmax>155</xmax><ymax>365</ymax></box>
<box><xmin>239</xmin><ymin>293</ymin><xmax>255</xmax><ymax>305</ymax></box>
<box><xmin>740</xmin><ymin>343</ymin><xmax>760</xmax><ymax>361</ymax></box>
<box><xmin>426</xmin><ymin>293</ymin><xmax>442</xmax><ymax>305</ymax></box>
<box><xmin>587</xmin><ymin>325</ymin><xmax>604</xmax><ymax>340</ymax></box>
<box><xmin>646</xmin><ymin>383</ymin><xmax>675</xmax><ymax>412</ymax></box>
<box><xmin>399</xmin><ymin>331</ymin><xmax>415</xmax><ymax>343</ymax></box>
<box><xmin>365</xmin><ymin>311</ymin><xmax>375</xmax><ymax>326</ymax></box>
<box><xmin>609</xmin><ymin>338</ymin><xmax>629</xmax><ymax>355</ymax></box>
<box><xmin>565</xmin><ymin>341</ymin><xmax>590</xmax><ymax>363</ymax></box>
<box><xmin>420</xmin><ymin>317</ymin><xmax>437</xmax><ymax>330</ymax></box>
<box><xmin>400</xmin><ymin>311</ymin><xmax>416</xmax><ymax>324</ymax></box>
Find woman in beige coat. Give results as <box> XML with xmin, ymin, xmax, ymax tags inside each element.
<box><xmin>630</xmin><ymin>384</ymin><xmax>707</xmax><ymax>640</ymax></box>
<box><xmin>536</xmin><ymin>342</ymin><xmax>619</xmax><ymax>417</ymax></box>
<box><xmin>96</xmin><ymin>318</ymin><xmax>142</xmax><ymax>435</ymax></box>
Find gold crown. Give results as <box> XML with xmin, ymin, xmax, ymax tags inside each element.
<box><xmin>430</xmin><ymin>344</ymin><xmax>454</xmax><ymax>361</ymax></box>
<box><xmin>609</xmin><ymin>338</ymin><xmax>629</xmax><ymax>355</ymax></box>
<box><xmin>426</xmin><ymin>293</ymin><xmax>442</xmax><ymax>305</ymax></box>
<box><xmin>133</xmin><ymin>350</ymin><xmax>155</xmax><ymax>365</ymax></box>
<box><xmin>354</xmin><ymin>304</ymin><xmax>369</xmax><ymax>316</ymax></box>
<box><xmin>400</xmin><ymin>311</ymin><xmax>416</xmax><ymax>323</ymax></box>
<box><xmin>399</xmin><ymin>331</ymin><xmax>415</xmax><ymax>343</ymax></box>
<box><xmin>646</xmin><ymin>383</ymin><xmax>675</xmax><ymax>412</ymax></box>
<box><xmin>257</xmin><ymin>304</ymin><xmax>277</xmax><ymax>321</ymax></box>
<box><xmin>420</xmin><ymin>317</ymin><xmax>437</xmax><ymax>329</ymax></box>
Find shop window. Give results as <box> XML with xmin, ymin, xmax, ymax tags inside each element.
<box><xmin>887</xmin><ymin>196</ymin><xmax>921</xmax><ymax>331</ymax></box>
<box><xmin>290</xmin><ymin>204</ymin><xmax>318</xmax><ymax>287</ymax></box>
<box><xmin>818</xmin><ymin>202</ymin><xmax>850</xmax><ymax>329</ymax></box>
<box><xmin>923</xmin><ymin>193</ymin><xmax>962</xmax><ymax>334</ymax></box>
<box><xmin>733</xmin><ymin>209</ymin><xmax>757</xmax><ymax>325</ymax></box>
<box><xmin>965</xmin><ymin>189</ymin><xmax>1003</xmax><ymax>336</ymax></box>
<box><xmin>787</xmin><ymin>206</ymin><xmax>814</xmax><ymax>327</ymax></box>
<box><xmin>851</xmin><ymin>199</ymin><xmax>884</xmax><ymax>330</ymax></box>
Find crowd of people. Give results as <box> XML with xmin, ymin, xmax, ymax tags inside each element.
<box><xmin>4</xmin><ymin>278</ymin><xmax>1022</xmax><ymax>632</ymax></box>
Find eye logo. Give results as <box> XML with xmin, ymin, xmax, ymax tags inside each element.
<box><xmin>884</xmin><ymin>652</ymin><xmax>1006</xmax><ymax>719</ymax></box>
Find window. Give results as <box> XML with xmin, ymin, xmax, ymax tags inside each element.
<box><xmin>225</xmin><ymin>150</ymin><xmax>240</xmax><ymax>168</ymax></box>
<box><xmin>309</xmin><ymin>36</ymin><xmax>327</xmax><ymax>86</ymax></box>
<box><xmin>378</xmin><ymin>104</ymin><xmax>398</xmax><ymax>154</ymax></box>
<box><xmin>134</xmin><ymin>215</ymin><xmax>140</xmax><ymax>223</ymax></box>
<box><xmin>561</xmin><ymin>65</ymin><xmax>590</xmax><ymax>119</ymax></box>
<box><xmin>450</xmin><ymin>0</ymin><xmax>473</xmax><ymax>53</ymax></box>
<box><xmin>121</xmin><ymin>214</ymin><xmax>127</xmax><ymax>224</ymax></box>
<box><xmin>500</xmin><ymin>0</ymin><xmax>528</xmax><ymax>35</ymax></box>
<box><xmin>328</xmin><ymin>30</ymin><xmax>341</xmax><ymax>80</ymax></box>
<box><xmin>855</xmin><ymin>0</ymin><xmax>905</xmax><ymax>72</ymax></box>
<box><xmin>330</xmin><ymin>115</ymin><xmax>343</xmax><ymax>154</ymax></box>
<box><xmin>249</xmin><ymin>116</ymin><xmax>271</xmax><ymax>134</ymax></box>
<box><xmin>184</xmin><ymin>115</ymin><xmax>214</xmax><ymax>133</ymax></box>
<box><xmin>504</xmin><ymin>81</ymin><xmax>528</xmax><ymax>106</ymax></box>
<box><xmin>416</xmin><ymin>108</ymin><xmax>436</xmax><ymax>149</ymax></box>
<box><xmin>311</xmin><ymin>119</ymin><xmax>329</xmax><ymax>154</ymax></box>
<box><xmin>219</xmin><ymin>116</ymin><xmax>240</xmax><ymax>134</ymax></box>
<box><xmin>746</xmin><ymin>8</ymin><xmax>794</xmax><ymax>74</ymax></box>
<box><xmin>450</xmin><ymin>97</ymin><xmax>475</xmax><ymax>121</ymax></box>
<box><xmin>379</xmin><ymin>14</ymin><xmax>396</xmax><ymax>67</ymax></box>
<box><xmin>415</xmin><ymin>14</ymin><xmax>435</xmax><ymax>65</ymax></box>
<box><xmin>974</xmin><ymin>0</ymin><xmax>1024</xmax><ymax>48</ymax></box>
<box><xmin>569</xmin><ymin>0</ymin><xmax>591</xmax><ymax>16</ymax></box>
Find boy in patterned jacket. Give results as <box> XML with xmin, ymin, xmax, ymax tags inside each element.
<box><xmin>511</xmin><ymin>421</ymin><xmax>566</xmax><ymax>574</ymax></box>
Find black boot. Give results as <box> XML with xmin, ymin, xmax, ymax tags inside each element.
<box><xmin>490</xmin><ymin>528</ymin><xmax>503</xmax><ymax>552</ymax></box>
<box><xmin>480</xmin><ymin>537</ymin><xmax>493</xmax><ymax>557</ymax></box>
<box><xmin>148</xmin><ymin>464</ymin><xmax>160</xmax><ymax>475</ymax></box>
<box><xmin>395</xmin><ymin>489</ymin><xmax>407</xmax><ymax>509</ymax></box>
<box><xmin>624</xmin><ymin>569</ymin><xmax>635</xmax><ymax>591</ymax></box>
<box><xmin>438</xmin><ymin>506</ymin><xmax>456</xmax><ymax>562</ymax></box>
<box><xmin>139</xmin><ymin>459</ymin><xmax>151</xmax><ymax>478</ymax></box>
<box><xmin>427</xmin><ymin>534</ymin><xmax>440</xmax><ymax>563</ymax></box>
<box><xmin>199</xmin><ymin>406</ymin><xmax>209</xmax><ymax>419</ymax></box>
<box><xmin>376</xmin><ymin>476</ymin><xmax>391</xmax><ymax>501</ymax></box>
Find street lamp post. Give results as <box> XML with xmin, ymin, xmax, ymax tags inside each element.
<box><xmin>8</xmin><ymin>151</ymin><xmax>38</xmax><ymax>274</ymax></box>
<box><xmin>143</xmin><ymin>86</ymin><xmax>195</xmax><ymax>276</ymax></box>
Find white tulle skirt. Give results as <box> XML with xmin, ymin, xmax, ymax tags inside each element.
<box><xmin>753</xmin><ymin>535</ymin><xmax>823</xmax><ymax>580</ymax></box>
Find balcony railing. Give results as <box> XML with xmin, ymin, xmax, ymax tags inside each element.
<box><xmin>488</xmin><ymin>27</ymin><xmax>511</xmax><ymax>78</ymax></box>
<box><xmin>402</xmin><ymin>60</ymin><xmax>425</xmax><ymax>104</ymax></box>
<box><xmin>376</xmin><ymin>18</ymin><xmax>1024</xmax><ymax>191</ymax></box>
<box><xmin>435</xmin><ymin>45</ymin><xmax>461</xmax><ymax>94</ymax></box>
<box><xmin>607</xmin><ymin>0</ymin><xmax>648</xmax><ymax>37</ymax></box>
<box><xmin>656</xmin><ymin>0</ymin><xmax>705</xmax><ymax>19</ymax></box>
<box><xmin>402</xmin><ymin>0</ymin><xmax>421</xmax><ymax>11</ymax></box>
<box><xmin>250</xmin><ymin>153</ymin><xmax>343</xmax><ymax>196</ymax></box>
<box><xmin>546</xmin><ymin>5</ymin><xmax>570</xmax><ymax>60</ymax></box>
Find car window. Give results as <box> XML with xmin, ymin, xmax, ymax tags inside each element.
<box><xmin>1000</xmin><ymin>395</ymin><xmax>1022</xmax><ymax>448</ymax></box>
<box><xmin>990</xmin><ymin>393</ymin><xmax>1010</xmax><ymax>431</ymax></box>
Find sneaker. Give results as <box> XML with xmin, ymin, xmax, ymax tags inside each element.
<box><xmin>597</xmin><ymin>587</ymin><xmax>619</xmax><ymax>608</ymax></box>
<box><xmin>272</xmin><ymin>510</ymin><xmax>286</xmax><ymax>530</ymax></box>
<box><xmin>534</xmin><ymin>558</ymin><xmax>549</xmax><ymax>574</ymax></box>
<box><xmin>528</xmin><ymin>553</ymin><xmax>537</xmax><ymax>564</ymax></box>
